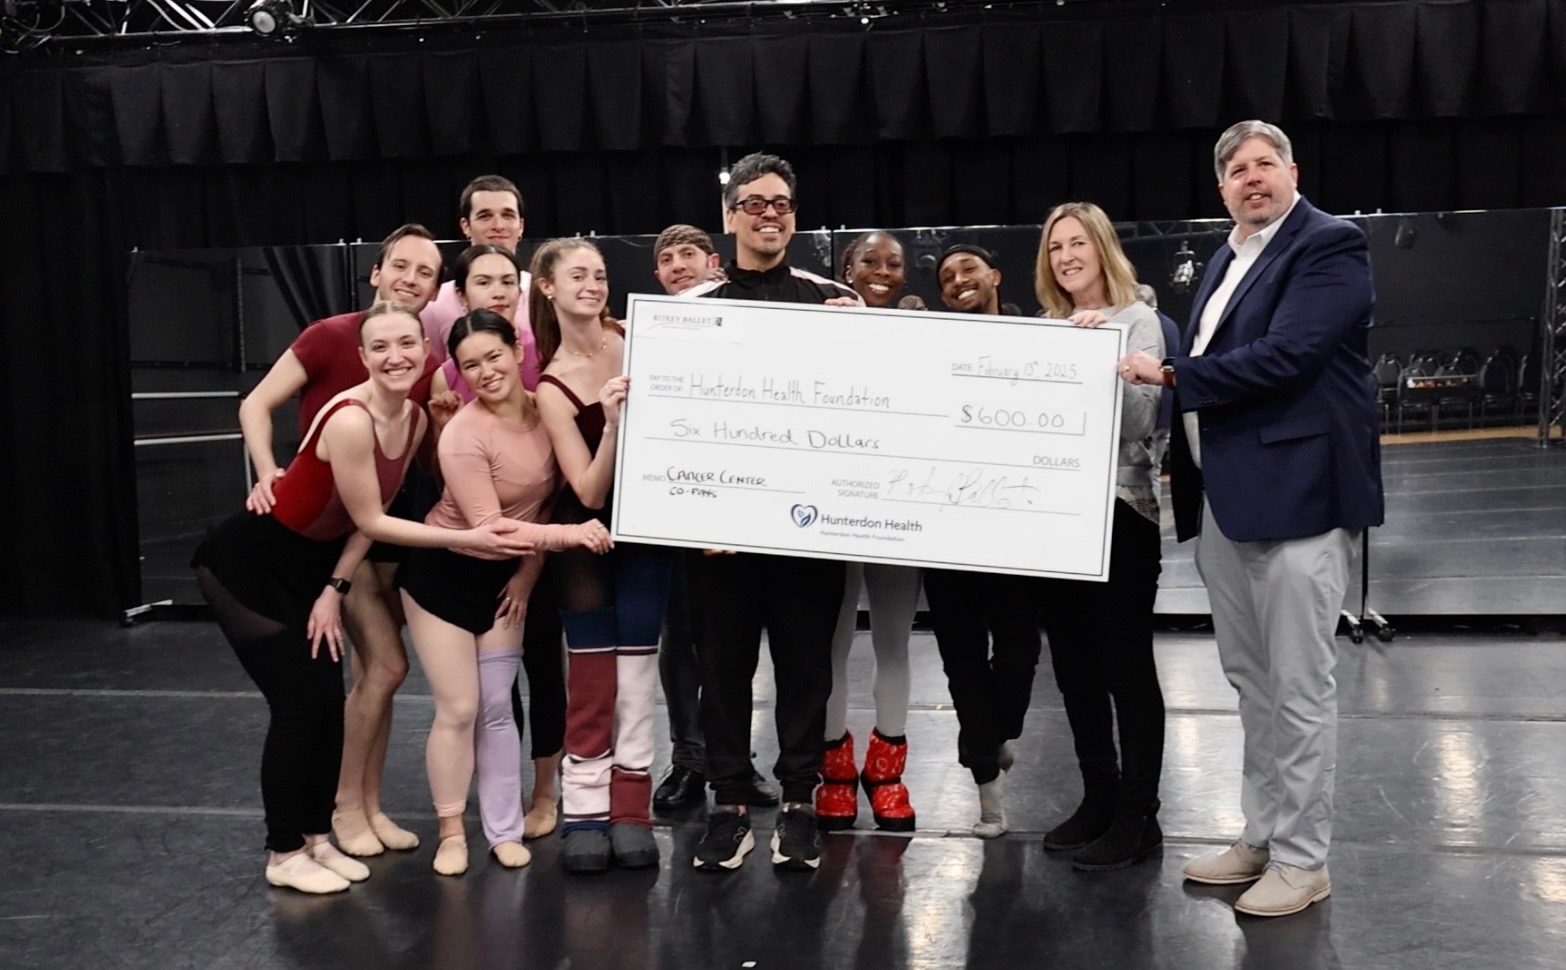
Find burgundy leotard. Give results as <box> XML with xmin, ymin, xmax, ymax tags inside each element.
<box><xmin>271</xmin><ymin>398</ymin><xmax>418</xmax><ymax>541</ymax></box>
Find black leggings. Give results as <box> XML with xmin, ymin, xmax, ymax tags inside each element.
<box><xmin>511</xmin><ymin>554</ymin><xmax>567</xmax><ymax>760</ymax></box>
<box><xmin>198</xmin><ymin>568</ymin><xmax>343</xmax><ymax>853</ymax></box>
<box><xmin>924</xmin><ymin>569</ymin><xmax>1043</xmax><ymax>787</ymax></box>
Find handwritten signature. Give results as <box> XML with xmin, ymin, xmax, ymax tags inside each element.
<box><xmin>885</xmin><ymin>466</ymin><xmax>1042</xmax><ymax>510</ymax></box>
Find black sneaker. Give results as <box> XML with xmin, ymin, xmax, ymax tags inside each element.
<box><xmin>771</xmin><ymin>805</ymin><xmax>821</xmax><ymax>870</ymax></box>
<box><xmin>694</xmin><ymin>811</ymin><xmax>754</xmax><ymax>871</ymax></box>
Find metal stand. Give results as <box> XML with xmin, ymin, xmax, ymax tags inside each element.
<box><xmin>1541</xmin><ymin>208</ymin><xmax>1566</xmax><ymax>447</ymax></box>
<box><xmin>1341</xmin><ymin>530</ymin><xmax>1394</xmax><ymax>644</ymax></box>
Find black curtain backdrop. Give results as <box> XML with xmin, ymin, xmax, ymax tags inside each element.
<box><xmin>3</xmin><ymin>0</ymin><xmax>1566</xmax><ymax>616</ymax></box>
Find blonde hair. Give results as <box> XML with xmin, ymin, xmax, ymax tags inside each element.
<box><xmin>1033</xmin><ymin>202</ymin><xmax>1140</xmax><ymax>319</ymax></box>
<box><xmin>528</xmin><ymin>237</ymin><xmax>623</xmax><ymax>369</ymax></box>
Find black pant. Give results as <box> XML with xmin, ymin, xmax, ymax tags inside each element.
<box><xmin>232</xmin><ymin>631</ymin><xmax>343</xmax><ymax>852</ymax></box>
<box><xmin>511</xmin><ymin>554</ymin><xmax>566</xmax><ymax>760</ymax></box>
<box><xmin>924</xmin><ymin>569</ymin><xmax>1043</xmax><ymax>786</ymax></box>
<box><xmin>659</xmin><ymin>554</ymin><xmax>707</xmax><ymax>772</ymax></box>
<box><xmin>1040</xmin><ymin>500</ymin><xmax>1165</xmax><ymax>816</ymax></box>
<box><xmin>689</xmin><ymin>550</ymin><xmax>845</xmax><ymax>805</ymax></box>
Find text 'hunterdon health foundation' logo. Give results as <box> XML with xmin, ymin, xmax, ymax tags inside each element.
<box><xmin>790</xmin><ymin>504</ymin><xmax>819</xmax><ymax>528</ymax></box>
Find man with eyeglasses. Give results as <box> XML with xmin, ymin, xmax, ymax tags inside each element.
<box><xmin>683</xmin><ymin>152</ymin><xmax>860</xmax><ymax>872</ymax></box>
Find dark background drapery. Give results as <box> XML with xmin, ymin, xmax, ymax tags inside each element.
<box><xmin>3</xmin><ymin>0</ymin><xmax>1565</xmax><ymax>616</ymax></box>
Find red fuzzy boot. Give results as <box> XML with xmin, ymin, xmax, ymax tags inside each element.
<box><xmin>861</xmin><ymin>729</ymin><xmax>916</xmax><ymax>832</ymax></box>
<box><xmin>815</xmin><ymin>732</ymin><xmax>859</xmax><ymax>831</ymax></box>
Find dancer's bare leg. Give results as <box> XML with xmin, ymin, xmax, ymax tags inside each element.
<box><xmin>334</xmin><ymin>558</ymin><xmax>413</xmax><ymax>855</ymax></box>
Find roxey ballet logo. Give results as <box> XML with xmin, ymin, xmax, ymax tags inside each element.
<box><xmin>790</xmin><ymin>504</ymin><xmax>820</xmax><ymax>529</ymax></box>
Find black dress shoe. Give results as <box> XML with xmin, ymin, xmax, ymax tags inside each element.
<box><xmin>740</xmin><ymin>769</ymin><xmax>780</xmax><ymax>807</ymax></box>
<box><xmin>653</xmin><ymin>765</ymin><xmax>706</xmax><ymax>811</ymax></box>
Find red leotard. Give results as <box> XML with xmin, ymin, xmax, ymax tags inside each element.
<box><xmin>271</xmin><ymin>399</ymin><xmax>418</xmax><ymax>541</ymax></box>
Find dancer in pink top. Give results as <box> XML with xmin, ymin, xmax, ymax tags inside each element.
<box><xmin>398</xmin><ymin>310</ymin><xmax>611</xmax><ymax>876</ymax></box>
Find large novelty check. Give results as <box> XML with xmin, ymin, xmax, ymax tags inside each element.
<box><xmin>610</xmin><ymin>294</ymin><xmax>1127</xmax><ymax>580</ymax></box>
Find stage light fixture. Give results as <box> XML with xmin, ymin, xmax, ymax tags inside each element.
<box><xmin>1170</xmin><ymin>241</ymin><xmax>1198</xmax><ymax>294</ymax></box>
<box><xmin>247</xmin><ymin>0</ymin><xmax>305</xmax><ymax>38</ymax></box>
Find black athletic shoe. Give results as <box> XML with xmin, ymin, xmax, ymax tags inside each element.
<box><xmin>694</xmin><ymin>811</ymin><xmax>754</xmax><ymax>871</ymax></box>
<box><xmin>653</xmin><ymin>765</ymin><xmax>706</xmax><ymax>811</ymax></box>
<box><xmin>770</xmin><ymin>805</ymin><xmax>821</xmax><ymax>870</ymax></box>
<box><xmin>741</xmin><ymin>769</ymin><xmax>781</xmax><ymax>808</ymax></box>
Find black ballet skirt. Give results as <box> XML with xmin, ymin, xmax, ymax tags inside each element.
<box><xmin>190</xmin><ymin>512</ymin><xmax>346</xmax><ymax>630</ymax></box>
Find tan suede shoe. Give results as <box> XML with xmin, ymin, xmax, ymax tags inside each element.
<box><xmin>1234</xmin><ymin>864</ymin><xmax>1331</xmax><ymax>917</ymax></box>
<box><xmin>1182</xmin><ymin>840</ymin><xmax>1270</xmax><ymax>885</ymax></box>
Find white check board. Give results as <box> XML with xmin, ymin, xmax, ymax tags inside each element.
<box><xmin>610</xmin><ymin>294</ymin><xmax>1126</xmax><ymax>580</ymax></box>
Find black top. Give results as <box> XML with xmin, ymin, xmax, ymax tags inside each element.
<box><xmin>687</xmin><ymin>261</ymin><xmax>859</xmax><ymax>305</ymax></box>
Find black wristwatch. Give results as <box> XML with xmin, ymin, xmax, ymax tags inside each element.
<box><xmin>1160</xmin><ymin>357</ymin><xmax>1177</xmax><ymax>387</ymax></box>
<box><xmin>326</xmin><ymin>577</ymin><xmax>352</xmax><ymax>595</ymax></box>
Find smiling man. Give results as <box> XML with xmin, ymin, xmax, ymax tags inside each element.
<box><xmin>652</xmin><ymin>224</ymin><xmax>722</xmax><ymax>296</ymax></box>
<box><xmin>1117</xmin><ymin>120</ymin><xmax>1384</xmax><ymax>918</ymax></box>
<box><xmin>937</xmin><ymin>245</ymin><xmax>1007</xmax><ymax>315</ymax></box>
<box><xmin>420</xmin><ymin>175</ymin><xmax>534</xmax><ymax>372</ymax></box>
<box><xmin>237</xmin><ymin>223</ymin><xmax>443</xmax><ymax>860</ymax></box>
<box><xmin>683</xmin><ymin>152</ymin><xmax>858</xmax><ymax>873</ymax></box>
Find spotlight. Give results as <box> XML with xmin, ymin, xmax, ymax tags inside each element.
<box><xmin>247</xmin><ymin>0</ymin><xmax>306</xmax><ymax>38</ymax></box>
<box><xmin>717</xmin><ymin>168</ymin><xmax>731</xmax><ymax>187</ymax></box>
<box><xmin>1394</xmin><ymin>217</ymin><xmax>1417</xmax><ymax>250</ymax></box>
<box><xmin>1170</xmin><ymin>242</ymin><xmax>1199</xmax><ymax>294</ymax></box>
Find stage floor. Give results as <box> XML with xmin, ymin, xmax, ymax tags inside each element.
<box><xmin>2</xmin><ymin>617</ymin><xmax>1563</xmax><ymax>969</ymax></box>
<box><xmin>1156</xmin><ymin>435</ymin><xmax>1566</xmax><ymax>615</ymax></box>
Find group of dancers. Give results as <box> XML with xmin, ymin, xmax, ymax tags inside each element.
<box><xmin>198</xmin><ymin>153</ymin><xmax>1171</xmax><ymax>894</ymax></box>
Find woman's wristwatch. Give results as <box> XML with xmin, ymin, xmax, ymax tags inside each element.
<box><xmin>326</xmin><ymin>577</ymin><xmax>352</xmax><ymax>595</ymax></box>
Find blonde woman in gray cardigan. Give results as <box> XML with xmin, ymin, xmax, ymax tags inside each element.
<box><xmin>1033</xmin><ymin>202</ymin><xmax>1168</xmax><ymax>871</ymax></box>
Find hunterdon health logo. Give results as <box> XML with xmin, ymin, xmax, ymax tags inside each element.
<box><xmin>788</xmin><ymin>503</ymin><xmax>923</xmax><ymax>534</ymax></box>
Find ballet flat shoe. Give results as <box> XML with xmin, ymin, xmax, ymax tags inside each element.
<box><xmin>331</xmin><ymin>809</ymin><xmax>386</xmax><ymax>858</ymax></box>
<box><xmin>265</xmin><ymin>853</ymin><xmax>351</xmax><ymax>894</ymax></box>
<box><xmin>524</xmin><ymin>800</ymin><xmax>559</xmax><ymax>840</ymax></box>
<box><xmin>433</xmin><ymin>835</ymin><xmax>469</xmax><ymax>876</ymax></box>
<box><xmin>368</xmin><ymin>813</ymin><xmax>420</xmax><ymax>851</ymax></box>
<box><xmin>491</xmin><ymin>841</ymin><xmax>532</xmax><ymax>868</ymax></box>
<box><xmin>308</xmin><ymin>842</ymin><xmax>370</xmax><ymax>882</ymax></box>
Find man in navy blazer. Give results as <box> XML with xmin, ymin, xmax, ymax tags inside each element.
<box><xmin>1118</xmin><ymin>120</ymin><xmax>1384</xmax><ymax>918</ymax></box>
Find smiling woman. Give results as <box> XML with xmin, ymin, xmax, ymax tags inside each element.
<box><xmin>190</xmin><ymin>302</ymin><xmax>538</xmax><ymax>895</ymax></box>
<box><xmin>398</xmin><ymin>308</ymin><xmax>611</xmax><ymax>877</ymax></box>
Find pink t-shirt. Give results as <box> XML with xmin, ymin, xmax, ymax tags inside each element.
<box><xmin>420</xmin><ymin>276</ymin><xmax>540</xmax><ymax>388</ymax></box>
<box><xmin>426</xmin><ymin>398</ymin><xmax>572</xmax><ymax>553</ymax></box>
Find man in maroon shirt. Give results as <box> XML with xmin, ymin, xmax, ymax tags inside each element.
<box><xmin>238</xmin><ymin>223</ymin><xmax>442</xmax><ymax>857</ymax></box>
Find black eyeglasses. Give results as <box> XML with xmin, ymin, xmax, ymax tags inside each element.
<box><xmin>731</xmin><ymin>195</ymin><xmax>796</xmax><ymax>216</ymax></box>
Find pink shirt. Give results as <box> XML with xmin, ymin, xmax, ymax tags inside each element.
<box><xmin>420</xmin><ymin>276</ymin><xmax>540</xmax><ymax>388</ymax></box>
<box><xmin>426</xmin><ymin>399</ymin><xmax>573</xmax><ymax>553</ymax></box>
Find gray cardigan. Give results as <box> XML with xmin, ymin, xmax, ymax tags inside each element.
<box><xmin>1103</xmin><ymin>301</ymin><xmax>1165</xmax><ymax>496</ymax></box>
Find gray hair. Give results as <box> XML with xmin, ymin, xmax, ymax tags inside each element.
<box><xmin>1213</xmin><ymin>120</ymin><xmax>1294</xmax><ymax>182</ymax></box>
<box><xmin>723</xmin><ymin>152</ymin><xmax>797</xmax><ymax>210</ymax></box>
<box><xmin>1134</xmin><ymin>284</ymin><xmax>1159</xmax><ymax>309</ymax></box>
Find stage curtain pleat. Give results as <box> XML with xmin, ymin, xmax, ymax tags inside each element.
<box><xmin>424</xmin><ymin>51</ymin><xmax>478</xmax><ymax>156</ymax></box>
<box><xmin>1104</xmin><ymin>17</ymin><xmax>1163</xmax><ymax>133</ymax></box>
<box><xmin>1415</xmin><ymin>3</ymin><xmax>1478</xmax><ymax>117</ymax></box>
<box><xmin>589</xmin><ymin>41</ymin><xmax>645</xmax><ymax>152</ymax></box>
<box><xmin>1223</xmin><ymin>8</ymin><xmax>1289</xmax><ymax>122</ymax></box>
<box><xmin>979</xmin><ymin>24</ymin><xmax>1041</xmax><ymax>138</ymax></box>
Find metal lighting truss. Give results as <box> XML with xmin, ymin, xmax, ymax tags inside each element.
<box><xmin>3</xmin><ymin>0</ymin><xmax>926</xmax><ymax>46</ymax></box>
<box><xmin>1540</xmin><ymin>208</ymin><xmax>1566</xmax><ymax>446</ymax></box>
